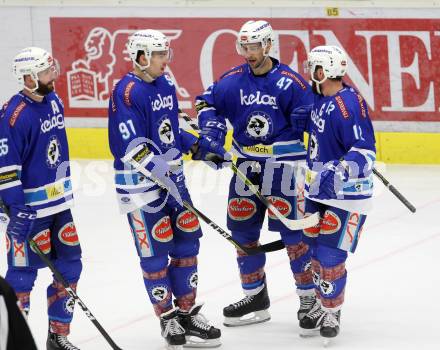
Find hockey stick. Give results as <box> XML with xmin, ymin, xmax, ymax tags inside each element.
<box><xmin>372</xmin><ymin>167</ymin><xmax>416</xmax><ymax>213</ymax></box>
<box><xmin>178</xmin><ymin>110</ymin><xmax>320</xmax><ymax>230</ymax></box>
<box><xmin>0</xmin><ymin>199</ymin><xmax>123</xmax><ymax>350</ymax></box>
<box><xmin>127</xmin><ymin>158</ymin><xmax>284</xmax><ymax>255</ymax></box>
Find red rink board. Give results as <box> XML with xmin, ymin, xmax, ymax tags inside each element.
<box><xmin>50</xmin><ymin>17</ymin><xmax>440</xmax><ymax>122</ymax></box>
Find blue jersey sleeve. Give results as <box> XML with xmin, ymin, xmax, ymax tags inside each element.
<box><xmin>0</xmin><ymin>116</ymin><xmax>27</xmax><ymax>206</ymax></box>
<box><xmin>333</xmin><ymin>94</ymin><xmax>376</xmax><ymax>179</ymax></box>
<box><xmin>195</xmin><ymin>81</ymin><xmax>227</xmax><ymax>127</ymax></box>
<box><xmin>108</xmin><ymin>81</ymin><xmax>149</xmax><ymax>162</ymax></box>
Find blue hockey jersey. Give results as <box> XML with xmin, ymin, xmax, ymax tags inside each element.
<box><xmin>0</xmin><ymin>92</ymin><xmax>73</xmax><ymax>218</ymax></box>
<box><xmin>195</xmin><ymin>58</ymin><xmax>314</xmax><ymax>161</ymax></box>
<box><xmin>305</xmin><ymin>84</ymin><xmax>376</xmax><ymax>214</ymax></box>
<box><xmin>108</xmin><ymin>72</ymin><xmax>196</xmax><ymax>214</ymax></box>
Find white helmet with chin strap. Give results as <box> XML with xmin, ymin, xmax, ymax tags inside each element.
<box><xmin>127</xmin><ymin>29</ymin><xmax>171</xmax><ymax>70</ymax></box>
<box><xmin>236</xmin><ymin>20</ymin><xmax>274</xmax><ymax>56</ymax></box>
<box><xmin>307</xmin><ymin>45</ymin><xmax>348</xmax><ymax>92</ymax></box>
<box><xmin>12</xmin><ymin>47</ymin><xmax>59</xmax><ymax>93</ymax></box>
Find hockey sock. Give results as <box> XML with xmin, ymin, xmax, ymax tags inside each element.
<box><xmin>168</xmin><ymin>256</ymin><xmax>198</xmax><ymax>311</ymax></box>
<box><xmin>316</xmin><ymin>245</ymin><xmax>347</xmax><ymax>309</ymax></box>
<box><xmin>141</xmin><ymin>255</ymin><xmax>173</xmax><ymax>316</ymax></box>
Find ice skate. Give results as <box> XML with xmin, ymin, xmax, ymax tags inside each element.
<box><xmin>223</xmin><ymin>281</ymin><xmax>270</xmax><ymax>327</ymax></box>
<box><xmin>320</xmin><ymin>310</ymin><xmax>340</xmax><ymax>347</ymax></box>
<box><xmin>46</xmin><ymin>331</ymin><xmax>80</xmax><ymax>350</ymax></box>
<box><xmin>160</xmin><ymin>308</ymin><xmax>186</xmax><ymax>350</ymax></box>
<box><xmin>299</xmin><ymin>300</ymin><xmax>325</xmax><ymax>337</ymax></box>
<box><xmin>178</xmin><ymin>303</ymin><xmax>221</xmax><ymax>348</ymax></box>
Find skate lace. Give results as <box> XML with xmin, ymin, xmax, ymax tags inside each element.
<box><xmin>191</xmin><ymin>313</ymin><xmax>212</xmax><ymax>331</ymax></box>
<box><xmin>299</xmin><ymin>295</ymin><xmax>315</xmax><ymax>309</ymax></box>
<box><xmin>307</xmin><ymin>302</ymin><xmax>325</xmax><ymax>320</ymax></box>
<box><xmin>322</xmin><ymin>312</ymin><xmax>339</xmax><ymax>328</ymax></box>
<box><xmin>232</xmin><ymin>295</ymin><xmax>254</xmax><ymax>309</ymax></box>
<box><xmin>163</xmin><ymin>317</ymin><xmax>185</xmax><ymax>337</ymax></box>
<box><xmin>55</xmin><ymin>335</ymin><xmax>79</xmax><ymax>350</ymax></box>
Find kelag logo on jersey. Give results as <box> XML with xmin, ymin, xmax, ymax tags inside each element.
<box><xmin>46</xmin><ymin>136</ymin><xmax>62</xmax><ymax>168</ymax></box>
<box><xmin>245</xmin><ymin>111</ymin><xmax>273</xmax><ymax>141</ymax></box>
<box><xmin>157</xmin><ymin>115</ymin><xmax>175</xmax><ymax>148</ymax></box>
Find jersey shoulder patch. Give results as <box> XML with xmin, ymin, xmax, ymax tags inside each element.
<box><xmin>334</xmin><ymin>95</ymin><xmax>350</xmax><ymax>119</ymax></box>
<box><xmin>219</xmin><ymin>65</ymin><xmax>245</xmax><ymax>80</ymax></box>
<box><xmin>8</xmin><ymin>100</ymin><xmax>27</xmax><ymax>127</ymax></box>
<box><xmin>123</xmin><ymin>80</ymin><xmax>137</xmax><ymax>107</ymax></box>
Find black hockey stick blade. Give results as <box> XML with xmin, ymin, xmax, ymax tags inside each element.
<box><xmin>373</xmin><ymin>167</ymin><xmax>416</xmax><ymax>213</ymax></box>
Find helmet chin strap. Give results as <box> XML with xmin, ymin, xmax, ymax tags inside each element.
<box><xmin>312</xmin><ymin>74</ymin><xmax>328</xmax><ymax>95</ymax></box>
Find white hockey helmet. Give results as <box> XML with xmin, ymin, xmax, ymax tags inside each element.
<box><xmin>236</xmin><ymin>20</ymin><xmax>274</xmax><ymax>56</ymax></box>
<box><xmin>307</xmin><ymin>45</ymin><xmax>348</xmax><ymax>81</ymax></box>
<box><xmin>127</xmin><ymin>29</ymin><xmax>171</xmax><ymax>69</ymax></box>
<box><xmin>12</xmin><ymin>47</ymin><xmax>59</xmax><ymax>92</ymax></box>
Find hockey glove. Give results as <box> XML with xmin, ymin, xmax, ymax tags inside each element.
<box><xmin>309</xmin><ymin>161</ymin><xmax>349</xmax><ymax>200</ymax></box>
<box><xmin>199</xmin><ymin>116</ymin><xmax>227</xmax><ymax>145</ymax></box>
<box><xmin>290</xmin><ymin>104</ymin><xmax>312</xmax><ymax>134</ymax></box>
<box><xmin>192</xmin><ymin>136</ymin><xmax>232</xmax><ymax>170</ymax></box>
<box><xmin>7</xmin><ymin>204</ymin><xmax>37</xmax><ymax>243</ymax></box>
<box><xmin>159</xmin><ymin>172</ymin><xmax>188</xmax><ymax>211</ymax></box>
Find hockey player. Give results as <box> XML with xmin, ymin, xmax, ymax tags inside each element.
<box><xmin>298</xmin><ymin>45</ymin><xmax>376</xmax><ymax>342</ymax></box>
<box><xmin>108</xmin><ymin>29</ymin><xmax>221</xmax><ymax>349</ymax></box>
<box><xmin>194</xmin><ymin>20</ymin><xmax>316</xmax><ymax>327</ymax></box>
<box><xmin>0</xmin><ymin>47</ymin><xmax>82</xmax><ymax>350</ymax></box>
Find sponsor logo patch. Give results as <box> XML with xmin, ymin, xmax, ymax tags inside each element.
<box><xmin>176</xmin><ymin>210</ymin><xmax>200</xmax><ymax>233</ymax></box>
<box><xmin>303</xmin><ymin>212</ymin><xmax>321</xmax><ymax>238</ymax></box>
<box><xmin>320</xmin><ymin>210</ymin><xmax>341</xmax><ymax>234</ymax></box>
<box><xmin>31</xmin><ymin>229</ymin><xmax>51</xmax><ymax>254</ymax></box>
<box><xmin>267</xmin><ymin>196</ymin><xmax>292</xmax><ymax>220</ymax></box>
<box><xmin>320</xmin><ymin>279</ymin><xmax>336</xmax><ymax>296</ymax></box>
<box><xmin>188</xmin><ymin>271</ymin><xmax>198</xmax><ymax>289</ymax></box>
<box><xmin>58</xmin><ymin>222</ymin><xmax>80</xmax><ymax>246</ymax></box>
<box><xmin>64</xmin><ymin>296</ymin><xmax>75</xmax><ymax>314</ymax></box>
<box><xmin>228</xmin><ymin>198</ymin><xmax>257</xmax><ymax>221</ymax></box>
<box><xmin>152</xmin><ymin>217</ymin><xmax>173</xmax><ymax>242</ymax></box>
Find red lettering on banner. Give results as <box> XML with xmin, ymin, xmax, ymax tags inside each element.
<box><xmin>50</xmin><ymin>18</ymin><xmax>440</xmax><ymax>123</ymax></box>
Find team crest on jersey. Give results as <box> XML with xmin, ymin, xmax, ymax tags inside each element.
<box><xmin>188</xmin><ymin>271</ymin><xmax>198</xmax><ymax>289</ymax></box>
<box><xmin>31</xmin><ymin>229</ymin><xmax>52</xmax><ymax>254</ymax></box>
<box><xmin>245</xmin><ymin>111</ymin><xmax>273</xmax><ymax>140</ymax></box>
<box><xmin>58</xmin><ymin>222</ymin><xmax>80</xmax><ymax>246</ymax></box>
<box><xmin>152</xmin><ymin>217</ymin><xmax>173</xmax><ymax>242</ymax></box>
<box><xmin>151</xmin><ymin>285</ymin><xmax>169</xmax><ymax>302</ymax></box>
<box><xmin>176</xmin><ymin>210</ymin><xmax>200</xmax><ymax>233</ymax></box>
<box><xmin>157</xmin><ymin>115</ymin><xmax>175</xmax><ymax>148</ymax></box>
<box><xmin>46</xmin><ymin>135</ymin><xmax>62</xmax><ymax>168</ymax></box>
<box><xmin>309</xmin><ymin>131</ymin><xmax>319</xmax><ymax>160</ymax></box>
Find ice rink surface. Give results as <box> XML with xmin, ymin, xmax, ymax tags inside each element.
<box><xmin>1</xmin><ymin>160</ymin><xmax>439</xmax><ymax>350</ymax></box>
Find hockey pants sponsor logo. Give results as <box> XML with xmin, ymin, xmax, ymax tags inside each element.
<box><xmin>176</xmin><ymin>210</ymin><xmax>200</xmax><ymax>232</ymax></box>
<box><xmin>228</xmin><ymin>198</ymin><xmax>257</xmax><ymax>221</ymax></box>
<box><xmin>58</xmin><ymin>222</ymin><xmax>80</xmax><ymax>246</ymax></box>
<box><xmin>267</xmin><ymin>196</ymin><xmax>292</xmax><ymax>219</ymax></box>
<box><xmin>303</xmin><ymin>212</ymin><xmax>321</xmax><ymax>238</ymax></box>
<box><xmin>320</xmin><ymin>210</ymin><xmax>341</xmax><ymax>235</ymax></box>
<box><xmin>31</xmin><ymin>229</ymin><xmax>52</xmax><ymax>254</ymax></box>
<box><xmin>152</xmin><ymin>217</ymin><xmax>173</xmax><ymax>242</ymax></box>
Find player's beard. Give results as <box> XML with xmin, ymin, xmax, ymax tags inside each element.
<box><xmin>36</xmin><ymin>81</ymin><xmax>55</xmax><ymax>96</ymax></box>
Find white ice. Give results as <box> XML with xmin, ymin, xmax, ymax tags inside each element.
<box><xmin>1</xmin><ymin>160</ymin><xmax>440</xmax><ymax>350</ymax></box>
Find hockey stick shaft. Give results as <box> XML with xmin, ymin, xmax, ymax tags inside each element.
<box><xmin>127</xmin><ymin>158</ymin><xmax>283</xmax><ymax>255</ymax></box>
<box><xmin>0</xmin><ymin>199</ymin><xmax>122</xmax><ymax>350</ymax></box>
<box><xmin>179</xmin><ymin>110</ymin><xmax>320</xmax><ymax>230</ymax></box>
<box><xmin>372</xmin><ymin>167</ymin><xmax>416</xmax><ymax>213</ymax></box>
